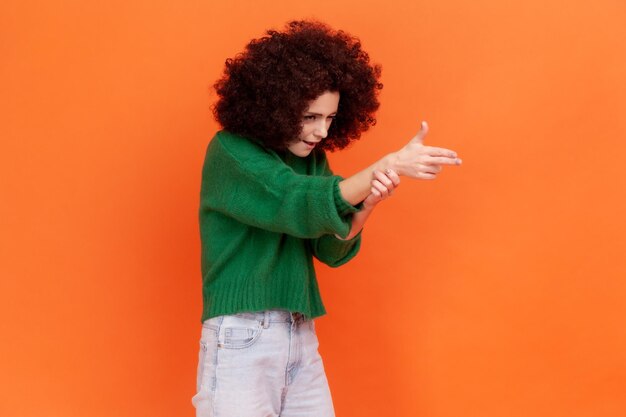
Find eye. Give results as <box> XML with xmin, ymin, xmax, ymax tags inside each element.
<box><xmin>303</xmin><ymin>115</ymin><xmax>316</xmax><ymax>121</ymax></box>
<box><xmin>327</xmin><ymin>115</ymin><xmax>337</xmax><ymax>121</ymax></box>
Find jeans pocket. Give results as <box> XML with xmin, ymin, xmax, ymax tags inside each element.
<box><xmin>217</xmin><ymin>316</ymin><xmax>263</xmax><ymax>349</ymax></box>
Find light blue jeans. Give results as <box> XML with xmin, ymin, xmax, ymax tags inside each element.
<box><xmin>191</xmin><ymin>310</ymin><xmax>335</xmax><ymax>417</ymax></box>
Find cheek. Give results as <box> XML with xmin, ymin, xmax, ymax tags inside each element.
<box><xmin>299</xmin><ymin>125</ymin><xmax>313</xmax><ymax>139</ymax></box>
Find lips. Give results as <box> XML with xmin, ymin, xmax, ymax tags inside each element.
<box><xmin>303</xmin><ymin>140</ymin><xmax>318</xmax><ymax>147</ymax></box>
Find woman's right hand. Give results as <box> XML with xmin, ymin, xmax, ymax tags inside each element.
<box><xmin>337</xmin><ymin>121</ymin><xmax>462</xmax><ymax>206</ymax></box>
<box><xmin>390</xmin><ymin>121</ymin><xmax>462</xmax><ymax>180</ymax></box>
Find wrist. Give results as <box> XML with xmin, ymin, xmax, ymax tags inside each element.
<box><xmin>360</xmin><ymin>201</ymin><xmax>377</xmax><ymax>212</ymax></box>
<box><xmin>378</xmin><ymin>152</ymin><xmax>402</xmax><ymax>176</ymax></box>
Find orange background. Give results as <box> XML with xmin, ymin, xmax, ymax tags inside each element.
<box><xmin>2</xmin><ymin>1</ymin><xmax>625</xmax><ymax>416</ymax></box>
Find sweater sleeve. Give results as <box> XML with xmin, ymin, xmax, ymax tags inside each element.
<box><xmin>309</xmin><ymin>231</ymin><xmax>362</xmax><ymax>267</ymax></box>
<box><xmin>200</xmin><ymin>132</ymin><xmax>360</xmax><ymax>239</ymax></box>
<box><xmin>307</xmin><ymin>149</ymin><xmax>363</xmax><ymax>267</ymax></box>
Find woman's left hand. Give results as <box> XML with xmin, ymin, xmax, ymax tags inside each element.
<box><xmin>362</xmin><ymin>169</ymin><xmax>400</xmax><ymax>210</ymax></box>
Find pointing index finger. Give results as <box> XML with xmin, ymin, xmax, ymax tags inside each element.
<box><xmin>424</xmin><ymin>146</ymin><xmax>458</xmax><ymax>159</ymax></box>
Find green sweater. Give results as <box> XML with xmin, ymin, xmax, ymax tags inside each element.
<box><xmin>199</xmin><ymin>131</ymin><xmax>362</xmax><ymax>322</ymax></box>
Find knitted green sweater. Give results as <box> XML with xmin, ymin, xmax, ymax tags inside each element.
<box><xmin>199</xmin><ymin>131</ymin><xmax>362</xmax><ymax>322</ymax></box>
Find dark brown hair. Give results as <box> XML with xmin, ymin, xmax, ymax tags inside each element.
<box><xmin>213</xmin><ymin>20</ymin><xmax>383</xmax><ymax>151</ymax></box>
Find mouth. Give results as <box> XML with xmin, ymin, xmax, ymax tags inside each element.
<box><xmin>303</xmin><ymin>140</ymin><xmax>318</xmax><ymax>148</ymax></box>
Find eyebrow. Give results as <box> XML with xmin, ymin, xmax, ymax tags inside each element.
<box><xmin>304</xmin><ymin>112</ymin><xmax>338</xmax><ymax>116</ymax></box>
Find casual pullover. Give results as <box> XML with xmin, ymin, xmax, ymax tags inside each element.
<box><xmin>199</xmin><ymin>131</ymin><xmax>362</xmax><ymax>322</ymax></box>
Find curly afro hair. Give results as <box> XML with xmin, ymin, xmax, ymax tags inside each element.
<box><xmin>212</xmin><ymin>20</ymin><xmax>383</xmax><ymax>152</ymax></box>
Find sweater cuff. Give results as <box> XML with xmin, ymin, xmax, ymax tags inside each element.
<box><xmin>313</xmin><ymin>231</ymin><xmax>362</xmax><ymax>267</ymax></box>
<box><xmin>332</xmin><ymin>176</ymin><xmax>362</xmax><ymax>217</ymax></box>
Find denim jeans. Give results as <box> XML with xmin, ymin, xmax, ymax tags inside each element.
<box><xmin>191</xmin><ymin>310</ymin><xmax>335</xmax><ymax>417</ymax></box>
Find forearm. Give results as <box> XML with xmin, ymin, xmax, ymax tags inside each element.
<box><xmin>338</xmin><ymin>122</ymin><xmax>461</xmax><ymax>205</ymax></box>
<box><xmin>338</xmin><ymin>122</ymin><xmax>462</xmax><ymax>208</ymax></box>
<box><xmin>338</xmin><ymin>153</ymin><xmax>397</xmax><ymax>205</ymax></box>
<box><xmin>337</xmin><ymin>206</ymin><xmax>374</xmax><ymax>240</ymax></box>
<box><xmin>204</xmin><ymin>133</ymin><xmax>360</xmax><ymax>239</ymax></box>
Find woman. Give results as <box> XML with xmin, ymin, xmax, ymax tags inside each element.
<box><xmin>193</xmin><ymin>20</ymin><xmax>461</xmax><ymax>416</ymax></box>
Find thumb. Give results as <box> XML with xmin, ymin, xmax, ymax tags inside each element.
<box><xmin>410</xmin><ymin>121</ymin><xmax>429</xmax><ymax>144</ymax></box>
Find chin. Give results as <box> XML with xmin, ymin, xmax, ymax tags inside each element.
<box><xmin>288</xmin><ymin>146</ymin><xmax>314</xmax><ymax>158</ymax></box>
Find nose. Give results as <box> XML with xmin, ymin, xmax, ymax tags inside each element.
<box><xmin>314</xmin><ymin>120</ymin><xmax>329</xmax><ymax>138</ymax></box>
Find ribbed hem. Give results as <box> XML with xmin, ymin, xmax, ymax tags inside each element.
<box><xmin>201</xmin><ymin>273</ymin><xmax>327</xmax><ymax>323</ymax></box>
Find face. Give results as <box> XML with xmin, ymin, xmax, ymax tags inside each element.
<box><xmin>287</xmin><ymin>91</ymin><xmax>340</xmax><ymax>157</ymax></box>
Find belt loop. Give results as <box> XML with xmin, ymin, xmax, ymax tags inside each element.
<box><xmin>262</xmin><ymin>310</ymin><xmax>270</xmax><ymax>329</ymax></box>
<box><xmin>292</xmin><ymin>312</ymin><xmax>303</xmax><ymax>325</ymax></box>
